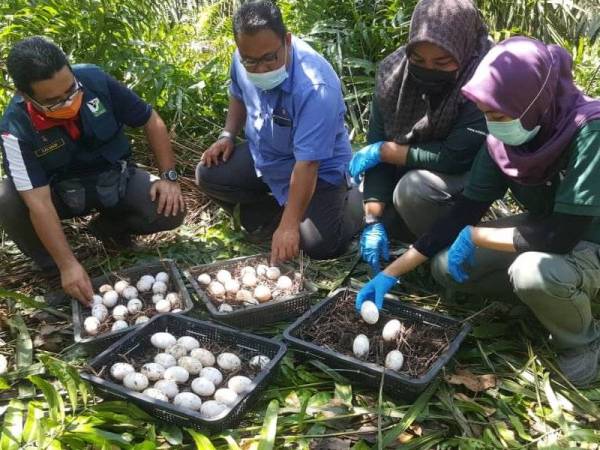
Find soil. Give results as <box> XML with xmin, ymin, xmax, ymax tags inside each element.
<box><xmin>297</xmin><ymin>290</ymin><xmax>459</xmax><ymax>378</ymax></box>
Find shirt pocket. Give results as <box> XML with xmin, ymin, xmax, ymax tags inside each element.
<box><xmin>270</xmin><ymin>122</ymin><xmax>292</xmax><ymax>154</ymax></box>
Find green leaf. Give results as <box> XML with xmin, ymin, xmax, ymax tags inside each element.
<box><xmin>471</xmin><ymin>323</ymin><xmax>511</xmax><ymax>339</ymax></box>
<box><xmin>0</xmin><ymin>400</ymin><xmax>25</xmax><ymax>450</ymax></box>
<box><xmin>28</xmin><ymin>375</ymin><xmax>65</xmax><ymax>424</ymax></box>
<box><xmin>185</xmin><ymin>429</ymin><xmax>216</xmax><ymax>450</ymax></box>
<box><xmin>257</xmin><ymin>400</ymin><xmax>279</xmax><ymax>450</ymax></box>
<box><xmin>159</xmin><ymin>424</ymin><xmax>183</xmax><ymax>445</ymax></box>
<box><xmin>221</xmin><ymin>434</ymin><xmax>242</xmax><ymax>450</ymax></box>
<box><xmin>334</xmin><ymin>383</ymin><xmax>353</xmax><ymax>406</ymax></box>
<box><xmin>22</xmin><ymin>402</ymin><xmax>44</xmax><ymax>445</ymax></box>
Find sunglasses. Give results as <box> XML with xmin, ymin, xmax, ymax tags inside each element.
<box><xmin>29</xmin><ymin>78</ymin><xmax>83</xmax><ymax>112</ymax></box>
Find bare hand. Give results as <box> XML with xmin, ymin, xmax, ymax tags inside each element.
<box><xmin>150</xmin><ymin>180</ymin><xmax>185</xmax><ymax>217</ymax></box>
<box><xmin>61</xmin><ymin>262</ymin><xmax>93</xmax><ymax>306</ymax></box>
<box><xmin>200</xmin><ymin>138</ymin><xmax>234</xmax><ymax>168</ymax></box>
<box><xmin>271</xmin><ymin>224</ymin><xmax>300</xmax><ymax>266</ymax></box>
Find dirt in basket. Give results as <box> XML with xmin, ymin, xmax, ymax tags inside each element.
<box><xmin>297</xmin><ymin>290</ymin><xmax>459</xmax><ymax>378</ymax></box>
<box><xmin>192</xmin><ymin>256</ymin><xmax>306</xmax><ymax>311</ymax></box>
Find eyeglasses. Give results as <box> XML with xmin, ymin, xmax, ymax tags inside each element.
<box><xmin>240</xmin><ymin>44</ymin><xmax>284</xmax><ymax>69</ymax></box>
<box><xmin>30</xmin><ymin>78</ymin><xmax>83</xmax><ymax>112</ymax></box>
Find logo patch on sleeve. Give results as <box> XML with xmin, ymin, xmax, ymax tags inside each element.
<box><xmin>87</xmin><ymin>98</ymin><xmax>106</xmax><ymax>117</ymax></box>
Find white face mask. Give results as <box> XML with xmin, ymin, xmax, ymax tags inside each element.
<box><xmin>245</xmin><ymin>45</ymin><xmax>289</xmax><ymax>90</ymax></box>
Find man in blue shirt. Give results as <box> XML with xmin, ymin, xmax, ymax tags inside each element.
<box><xmin>0</xmin><ymin>37</ymin><xmax>185</xmax><ymax>305</ymax></box>
<box><xmin>196</xmin><ymin>0</ymin><xmax>362</xmax><ymax>264</ymax></box>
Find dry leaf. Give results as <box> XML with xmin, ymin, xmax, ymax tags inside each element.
<box><xmin>445</xmin><ymin>368</ymin><xmax>497</xmax><ymax>392</ymax></box>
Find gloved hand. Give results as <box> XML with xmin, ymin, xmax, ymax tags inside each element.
<box><xmin>360</xmin><ymin>222</ymin><xmax>390</xmax><ymax>274</ymax></box>
<box><xmin>355</xmin><ymin>271</ymin><xmax>398</xmax><ymax>311</ymax></box>
<box><xmin>447</xmin><ymin>226</ymin><xmax>476</xmax><ymax>283</ymax></box>
<box><xmin>349</xmin><ymin>141</ymin><xmax>384</xmax><ymax>184</ymax></box>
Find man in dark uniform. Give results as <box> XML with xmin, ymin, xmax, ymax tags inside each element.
<box><xmin>0</xmin><ymin>36</ymin><xmax>185</xmax><ymax>305</ymax></box>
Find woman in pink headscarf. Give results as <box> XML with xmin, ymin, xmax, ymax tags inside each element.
<box><xmin>355</xmin><ymin>36</ymin><xmax>600</xmax><ymax>387</ymax></box>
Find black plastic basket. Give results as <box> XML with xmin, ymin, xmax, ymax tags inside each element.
<box><xmin>184</xmin><ymin>254</ymin><xmax>318</xmax><ymax>328</ymax></box>
<box><xmin>80</xmin><ymin>313</ymin><xmax>287</xmax><ymax>431</ymax></box>
<box><xmin>72</xmin><ymin>259</ymin><xmax>194</xmax><ymax>347</ymax></box>
<box><xmin>283</xmin><ymin>287</ymin><xmax>471</xmax><ymax>400</ymax></box>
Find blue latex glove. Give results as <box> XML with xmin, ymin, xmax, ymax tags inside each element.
<box><xmin>349</xmin><ymin>141</ymin><xmax>384</xmax><ymax>184</ymax></box>
<box><xmin>360</xmin><ymin>222</ymin><xmax>390</xmax><ymax>274</ymax></box>
<box><xmin>447</xmin><ymin>226</ymin><xmax>476</xmax><ymax>283</ymax></box>
<box><xmin>355</xmin><ymin>271</ymin><xmax>398</xmax><ymax>311</ymax></box>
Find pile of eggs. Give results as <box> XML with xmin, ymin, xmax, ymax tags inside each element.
<box><xmin>196</xmin><ymin>262</ymin><xmax>301</xmax><ymax>312</ymax></box>
<box><xmin>351</xmin><ymin>301</ymin><xmax>405</xmax><ymax>372</ymax></box>
<box><xmin>83</xmin><ymin>271</ymin><xmax>184</xmax><ymax>337</ymax></box>
<box><xmin>108</xmin><ymin>332</ymin><xmax>271</xmax><ymax>419</ymax></box>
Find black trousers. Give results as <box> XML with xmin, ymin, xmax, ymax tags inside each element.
<box><xmin>195</xmin><ymin>143</ymin><xmax>363</xmax><ymax>260</ymax></box>
<box><xmin>0</xmin><ymin>167</ymin><xmax>185</xmax><ymax>269</ymax></box>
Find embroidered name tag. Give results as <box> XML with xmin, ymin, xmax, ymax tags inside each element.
<box><xmin>35</xmin><ymin>138</ymin><xmax>66</xmax><ymax>157</ymax></box>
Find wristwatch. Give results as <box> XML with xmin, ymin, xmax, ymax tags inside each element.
<box><xmin>161</xmin><ymin>169</ymin><xmax>179</xmax><ymax>182</ymax></box>
<box><xmin>218</xmin><ymin>130</ymin><xmax>235</xmax><ymax>142</ymax></box>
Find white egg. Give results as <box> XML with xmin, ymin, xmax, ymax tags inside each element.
<box><xmin>240</xmin><ymin>266</ymin><xmax>256</xmax><ymax>277</ymax></box>
<box><xmin>122</xmin><ymin>286</ymin><xmax>139</xmax><ymax>300</ymax></box>
<box><xmin>152</xmin><ymin>281</ymin><xmax>168</xmax><ymax>295</ymax></box>
<box><xmin>200</xmin><ymin>400</ymin><xmax>227</xmax><ymax>418</ymax></box>
<box><xmin>197</xmin><ymin>273</ymin><xmax>211</xmax><ymax>285</ymax></box>
<box><xmin>98</xmin><ymin>284</ymin><xmax>113</xmax><ymax>294</ymax></box>
<box><xmin>136</xmin><ymin>275</ymin><xmax>155</xmax><ymax>292</ymax></box>
<box><xmin>155</xmin><ymin>299</ymin><xmax>171</xmax><ymax>313</ymax></box>
<box><xmin>141</xmin><ymin>362</ymin><xmax>166</xmax><ymax>381</ymax></box>
<box><xmin>219</xmin><ymin>304</ymin><xmax>233</xmax><ymax>313</ymax></box>
<box><xmin>127</xmin><ymin>298</ymin><xmax>143</xmax><ymax>314</ymax></box>
<box><xmin>166</xmin><ymin>344</ymin><xmax>188</xmax><ymax>359</ymax></box>
<box><xmin>123</xmin><ymin>372</ymin><xmax>149</xmax><ymax>391</ymax></box>
<box><xmin>254</xmin><ymin>285</ymin><xmax>272</xmax><ymax>303</ymax></box>
<box><xmin>214</xmin><ymin>388</ymin><xmax>238</xmax><ymax>406</ymax></box>
<box><xmin>84</xmin><ymin>316</ymin><xmax>100</xmax><ymax>335</ymax></box>
<box><xmin>172</xmin><ymin>308</ymin><xmax>182</xmax><ymax>313</ymax></box>
<box><xmin>91</xmin><ymin>304</ymin><xmax>108</xmax><ymax>322</ymax></box>
<box><xmin>224</xmin><ymin>279</ymin><xmax>240</xmax><ymax>294</ymax></box>
<box><xmin>227</xmin><ymin>375</ymin><xmax>252</xmax><ymax>394</ymax></box>
<box><xmin>256</xmin><ymin>264</ymin><xmax>268</xmax><ymax>277</ymax></box>
<box><xmin>217</xmin><ymin>353</ymin><xmax>242</xmax><ymax>372</ymax></box>
<box><xmin>165</xmin><ymin>292</ymin><xmax>181</xmax><ymax>307</ymax></box>
<box><xmin>135</xmin><ymin>315</ymin><xmax>150</xmax><ymax>324</ymax></box>
<box><xmin>102</xmin><ymin>290</ymin><xmax>119</xmax><ymax>308</ymax></box>
<box><xmin>154</xmin><ymin>379</ymin><xmax>179</xmax><ymax>399</ymax></box>
<box><xmin>155</xmin><ymin>271</ymin><xmax>169</xmax><ymax>284</ymax></box>
<box><xmin>154</xmin><ymin>352</ymin><xmax>177</xmax><ymax>368</ymax></box>
<box><xmin>0</xmin><ymin>355</ymin><xmax>7</xmax><ymax>375</ymax></box>
<box><xmin>152</xmin><ymin>294</ymin><xmax>164</xmax><ymax>304</ymax></box>
<box><xmin>241</xmin><ymin>273</ymin><xmax>257</xmax><ymax>288</ymax></box>
<box><xmin>191</xmin><ymin>377</ymin><xmax>216</xmax><ymax>396</ymax></box>
<box><xmin>216</xmin><ymin>269</ymin><xmax>232</xmax><ymax>284</ymax></box>
<box><xmin>112</xmin><ymin>320</ymin><xmax>129</xmax><ymax>332</ymax></box>
<box><xmin>114</xmin><ymin>280</ymin><xmax>130</xmax><ymax>295</ymax></box>
<box><xmin>177</xmin><ymin>336</ymin><xmax>200</xmax><ymax>351</ymax></box>
<box><xmin>382</xmin><ymin>319</ymin><xmax>402</xmax><ymax>342</ymax></box>
<box><xmin>174</xmin><ymin>392</ymin><xmax>203</xmax><ymax>410</ymax></box>
<box><xmin>110</xmin><ymin>362</ymin><xmax>135</xmax><ymax>381</ymax></box>
<box><xmin>200</xmin><ymin>367</ymin><xmax>223</xmax><ymax>386</ymax></box>
<box><xmin>151</xmin><ymin>332</ymin><xmax>176</xmax><ymax>349</ymax></box>
<box><xmin>276</xmin><ymin>275</ymin><xmax>293</xmax><ymax>290</ymax></box>
<box><xmin>385</xmin><ymin>350</ymin><xmax>404</xmax><ymax>371</ymax></box>
<box><xmin>360</xmin><ymin>301</ymin><xmax>379</xmax><ymax>325</ymax></box>
<box><xmin>112</xmin><ymin>305</ymin><xmax>129</xmax><ymax>321</ymax></box>
<box><xmin>249</xmin><ymin>355</ymin><xmax>271</xmax><ymax>370</ymax></box>
<box><xmin>235</xmin><ymin>289</ymin><xmax>253</xmax><ymax>303</ymax></box>
<box><xmin>143</xmin><ymin>388</ymin><xmax>169</xmax><ymax>402</ymax></box>
<box><xmin>164</xmin><ymin>366</ymin><xmax>189</xmax><ymax>384</ymax></box>
<box><xmin>208</xmin><ymin>281</ymin><xmax>226</xmax><ymax>299</ymax></box>
<box><xmin>353</xmin><ymin>334</ymin><xmax>370</xmax><ymax>359</ymax></box>
<box><xmin>178</xmin><ymin>356</ymin><xmax>203</xmax><ymax>375</ymax></box>
<box><xmin>92</xmin><ymin>294</ymin><xmax>104</xmax><ymax>305</ymax></box>
<box><xmin>266</xmin><ymin>267</ymin><xmax>281</xmax><ymax>280</ymax></box>
<box><xmin>190</xmin><ymin>349</ymin><xmax>215</xmax><ymax>367</ymax></box>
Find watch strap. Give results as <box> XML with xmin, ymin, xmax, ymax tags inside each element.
<box><xmin>218</xmin><ymin>130</ymin><xmax>235</xmax><ymax>142</ymax></box>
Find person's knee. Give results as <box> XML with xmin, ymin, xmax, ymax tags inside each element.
<box><xmin>0</xmin><ymin>180</ymin><xmax>25</xmax><ymax>216</ymax></box>
<box><xmin>195</xmin><ymin>161</ymin><xmax>212</xmax><ymax>188</ymax></box>
<box><xmin>393</xmin><ymin>170</ymin><xmax>433</xmax><ymax>211</ymax></box>
<box><xmin>300</xmin><ymin>229</ymin><xmax>345</xmax><ymax>260</ymax></box>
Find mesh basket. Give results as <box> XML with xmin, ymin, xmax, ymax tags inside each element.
<box><xmin>72</xmin><ymin>259</ymin><xmax>194</xmax><ymax>348</ymax></box>
<box><xmin>184</xmin><ymin>254</ymin><xmax>317</xmax><ymax>329</ymax></box>
<box><xmin>80</xmin><ymin>313</ymin><xmax>286</xmax><ymax>431</ymax></box>
<box><xmin>283</xmin><ymin>287</ymin><xmax>471</xmax><ymax>400</ymax></box>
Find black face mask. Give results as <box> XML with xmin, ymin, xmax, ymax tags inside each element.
<box><xmin>408</xmin><ymin>63</ymin><xmax>458</xmax><ymax>96</ymax></box>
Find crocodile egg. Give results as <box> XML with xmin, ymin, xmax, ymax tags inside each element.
<box><xmin>214</xmin><ymin>388</ymin><xmax>238</xmax><ymax>406</ymax></box>
<box><xmin>172</xmin><ymin>308</ymin><xmax>182</xmax><ymax>313</ymax></box>
<box><xmin>276</xmin><ymin>275</ymin><xmax>293</xmax><ymax>290</ymax></box>
<box><xmin>240</xmin><ymin>266</ymin><xmax>256</xmax><ymax>277</ymax></box>
<box><xmin>360</xmin><ymin>301</ymin><xmax>379</xmax><ymax>325</ymax></box>
<box><xmin>98</xmin><ymin>284</ymin><xmax>113</xmax><ymax>294</ymax></box>
<box><xmin>154</xmin><ymin>379</ymin><xmax>179</xmax><ymax>399</ymax></box>
<box><xmin>235</xmin><ymin>289</ymin><xmax>253</xmax><ymax>303</ymax></box>
<box><xmin>197</xmin><ymin>273</ymin><xmax>211</xmax><ymax>285</ymax></box>
<box><xmin>217</xmin><ymin>353</ymin><xmax>242</xmax><ymax>372</ymax></box>
<box><xmin>241</xmin><ymin>273</ymin><xmax>257</xmax><ymax>288</ymax></box>
<box><xmin>164</xmin><ymin>366</ymin><xmax>189</xmax><ymax>384</ymax></box>
<box><xmin>228</xmin><ymin>375</ymin><xmax>252</xmax><ymax>394</ymax></box>
<box><xmin>200</xmin><ymin>400</ymin><xmax>227</xmax><ymax>418</ymax></box>
<box><xmin>266</xmin><ymin>267</ymin><xmax>281</xmax><ymax>280</ymax></box>
<box><xmin>127</xmin><ymin>298</ymin><xmax>143</xmax><ymax>314</ymax></box>
<box><xmin>136</xmin><ymin>275</ymin><xmax>155</xmax><ymax>292</ymax></box>
<box><xmin>249</xmin><ymin>355</ymin><xmax>271</xmax><ymax>370</ymax></box>
<box><xmin>84</xmin><ymin>316</ymin><xmax>100</xmax><ymax>335</ymax></box>
<box><xmin>385</xmin><ymin>350</ymin><xmax>404</xmax><ymax>371</ymax></box>
<box><xmin>254</xmin><ymin>286</ymin><xmax>272</xmax><ymax>303</ymax></box>
<box><xmin>143</xmin><ymin>388</ymin><xmax>169</xmax><ymax>402</ymax></box>
<box><xmin>219</xmin><ymin>304</ymin><xmax>233</xmax><ymax>313</ymax></box>
<box><xmin>110</xmin><ymin>362</ymin><xmax>135</xmax><ymax>381</ymax></box>
<box><xmin>190</xmin><ymin>349</ymin><xmax>215</xmax><ymax>367</ymax></box>
<box><xmin>135</xmin><ymin>315</ymin><xmax>150</xmax><ymax>324</ymax></box>
<box><xmin>155</xmin><ymin>299</ymin><xmax>171</xmax><ymax>313</ymax></box>
<box><xmin>224</xmin><ymin>279</ymin><xmax>240</xmax><ymax>294</ymax></box>
<box><xmin>216</xmin><ymin>269</ymin><xmax>232</xmax><ymax>284</ymax></box>
<box><xmin>165</xmin><ymin>292</ymin><xmax>180</xmax><ymax>307</ymax></box>
<box><xmin>111</xmin><ymin>320</ymin><xmax>128</xmax><ymax>332</ymax></box>
<box><xmin>141</xmin><ymin>362</ymin><xmax>165</xmax><ymax>381</ymax></box>
<box><xmin>123</xmin><ymin>372</ymin><xmax>148</xmax><ymax>391</ymax></box>
<box><xmin>208</xmin><ymin>281</ymin><xmax>226</xmax><ymax>299</ymax></box>
<box><xmin>151</xmin><ymin>332</ymin><xmax>176</xmax><ymax>349</ymax></box>
<box><xmin>166</xmin><ymin>344</ymin><xmax>188</xmax><ymax>359</ymax></box>
<box><xmin>102</xmin><ymin>290</ymin><xmax>119</xmax><ymax>308</ymax></box>
<box><xmin>91</xmin><ymin>304</ymin><xmax>108</xmax><ymax>322</ymax></box>
<box><xmin>122</xmin><ymin>286</ymin><xmax>139</xmax><ymax>300</ymax></box>
<box><xmin>382</xmin><ymin>319</ymin><xmax>402</xmax><ymax>342</ymax></box>
<box><xmin>256</xmin><ymin>264</ymin><xmax>268</xmax><ymax>277</ymax></box>
<box><xmin>112</xmin><ymin>305</ymin><xmax>128</xmax><ymax>321</ymax></box>
<box><xmin>191</xmin><ymin>377</ymin><xmax>215</xmax><ymax>397</ymax></box>
<box><xmin>152</xmin><ymin>281</ymin><xmax>168</xmax><ymax>295</ymax></box>
<box><xmin>353</xmin><ymin>334</ymin><xmax>369</xmax><ymax>359</ymax></box>
<box><xmin>152</xmin><ymin>294</ymin><xmax>164</xmax><ymax>304</ymax></box>
<box><xmin>155</xmin><ymin>271</ymin><xmax>169</xmax><ymax>284</ymax></box>
<box><xmin>92</xmin><ymin>295</ymin><xmax>104</xmax><ymax>305</ymax></box>
<box><xmin>177</xmin><ymin>336</ymin><xmax>200</xmax><ymax>351</ymax></box>
<box><xmin>200</xmin><ymin>367</ymin><xmax>223</xmax><ymax>386</ymax></box>
<box><xmin>174</xmin><ymin>392</ymin><xmax>202</xmax><ymax>410</ymax></box>
<box><xmin>114</xmin><ymin>280</ymin><xmax>130</xmax><ymax>295</ymax></box>
<box><xmin>178</xmin><ymin>356</ymin><xmax>203</xmax><ymax>375</ymax></box>
<box><xmin>154</xmin><ymin>352</ymin><xmax>177</xmax><ymax>368</ymax></box>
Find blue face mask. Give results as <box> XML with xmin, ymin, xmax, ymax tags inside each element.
<box><xmin>245</xmin><ymin>46</ymin><xmax>289</xmax><ymax>91</ymax></box>
<box><xmin>486</xmin><ymin>118</ymin><xmax>541</xmax><ymax>146</ymax></box>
